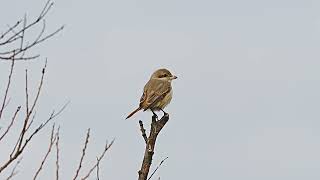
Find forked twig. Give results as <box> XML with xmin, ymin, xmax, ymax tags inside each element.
<box><xmin>33</xmin><ymin>124</ymin><xmax>58</xmax><ymax>180</ymax></box>
<box><xmin>138</xmin><ymin>114</ymin><xmax>170</xmax><ymax>180</ymax></box>
<box><xmin>5</xmin><ymin>158</ymin><xmax>22</xmax><ymax>180</ymax></box>
<box><xmin>80</xmin><ymin>139</ymin><xmax>114</xmax><ymax>180</ymax></box>
<box><xmin>0</xmin><ymin>0</ymin><xmax>64</xmax><ymax>61</ymax></box>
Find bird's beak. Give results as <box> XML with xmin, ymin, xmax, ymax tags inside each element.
<box><xmin>171</xmin><ymin>75</ymin><xmax>178</xmax><ymax>80</ymax></box>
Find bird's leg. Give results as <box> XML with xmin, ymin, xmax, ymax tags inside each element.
<box><xmin>151</xmin><ymin>109</ymin><xmax>158</xmax><ymax>120</ymax></box>
<box><xmin>160</xmin><ymin>108</ymin><xmax>168</xmax><ymax>117</ymax></box>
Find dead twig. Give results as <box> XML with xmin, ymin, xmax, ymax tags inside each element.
<box><xmin>80</xmin><ymin>139</ymin><xmax>114</xmax><ymax>180</ymax></box>
<box><xmin>5</xmin><ymin>158</ymin><xmax>22</xmax><ymax>180</ymax></box>
<box><xmin>25</xmin><ymin>69</ymin><xmax>29</xmax><ymax>115</ymax></box>
<box><xmin>96</xmin><ymin>157</ymin><xmax>100</xmax><ymax>180</ymax></box>
<box><xmin>0</xmin><ymin>106</ymin><xmax>21</xmax><ymax>142</ymax></box>
<box><xmin>0</xmin><ymin>59</ymin><xmax>15</xmax><ymax>120</ymax></box>
<box><xmin>73</xmin><ymin>129</ymin><xmax>91</xmax><ymax>180</ymax></box>
<box><xmin>147</xmin><ymin>157</ymin><xmax>168</xmax><ymax>180</ymax></box>
<box><xmin>0</xmin><ymin>0</ymin><xmax>64</xmax><ymax>61</ymax></box>
<box><xmin>138</xmin><ymin>114</ymin><xmax>170</xmax><ymax>180</ymax></box>
<box><xmin>0</xmin><ymin>100</ymin><xmax>68</xmax><ymax>173</ymax></box>
<box><xmin>139</xmin><ymin>120</ymin><xmax>148</xmax><ymax>144</ymax></box>
<box><xmin>33</xmin><ymin>124</ymin><xmax>58</xmax><ymax>180</ymax></box>
<box><xmin>55</xmin><ymin>126</ymin><xmax>60</xmax><ymax>180</ymax></box>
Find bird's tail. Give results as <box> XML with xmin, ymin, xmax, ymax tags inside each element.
<box><xmin>126</xmin><ymin>107</ymin><xmax>141</xmax><ymax>119</ymax></box>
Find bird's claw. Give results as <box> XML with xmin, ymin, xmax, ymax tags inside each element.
<box><xmin>152</xmin><ymin>111</ymin><xmax>158</xmax><ymax>120</ymax></box>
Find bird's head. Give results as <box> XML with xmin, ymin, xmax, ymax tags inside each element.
<box><xmin>151</xmin><ymin>68</ymin><xmax>177</xmax><ymax>81</ymax></box>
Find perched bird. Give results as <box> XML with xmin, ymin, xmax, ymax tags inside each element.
<box><xmin>126</xmin><ymin>68</ymin><xmax>177</xmax><ymax>119</ymax></box>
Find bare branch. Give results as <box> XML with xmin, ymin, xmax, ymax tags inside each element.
<box><xmin>38</xmin><ymin>0</ymin><xmax>53</xmax><ymax>20</ymax></box>
<box><xmin>20</xmin><ymin>14</ymin><xmax>27</xmax><ymax>50</ymax></box>
<box><xmin>55</xmin><ymin>126</ymin><xmax>60</xmax><ymax>180</ymax></box>
<box><xmin>0</xmin><ymin>0</ymin><xmax>64</xmax><ymax>61</ymax></box>
<box><xmin>33</xmin><ymin>124</ymin><xmax>57</xmax><ymax>180</ymax></box>
<box><xmin>139</xmin><ymin>120</ymin><xmax>148</xmax><ymax>144</ymax></box>
<box><xmin>138</xmin><ymin>114</ymin><xmax>170</xmax><ymax>180</ymax></box>
<box><xmin>73</xmin><ymin>129</ymin><xmax>91</xmax><ymax>180</ymax></box>
<box><xmin>0</xmin><ymin>0</ymin><xmax>68</xmax><ymax>177</ymax></box>
<box><xmin>80</xmin><ymin>139</ymin><xmax>114</xmax><ymax>180</ymax></box>
<box><xmin>147</xmin><ymin>157</ymin><xmax>168</xmax><ymax>180</ymax></box>
<box><xmin>0</xmin><ymin>20</ymin><xmax>21</xmax><ymax>40</ymax></box>
<box><xmin>0</xmin><ymin>98</ymin><xmax>68</xmax><ymax>173</ymax></box>
<box><xmin>29</xmin><ymin>60</ymin><xmax>47</xmax><ymax>115</ymax></box>
<box><xmin>0</xmin><ymin>106</ymin><xmax>21</xmax><ymax>142</ymax></box>
<box><xmin>0</xmin><ymin>0</ymin><xmax>52</xmax><ymax>45</ymax></box>
<box><xmin>5</xmin><ymin>158</ymin><xmax>22</xmax><ymax>180</ymax></box>
<box><xmin>25</xmin><ymin>69</ymin><xmax>29</xmax><ymax>115</ymax></box>
<box><xmin>25</xmin><ymin>111</ymin><xmax>37</xmax><ymax>132</ymax></box>
<box><xmin>0</xmin><ymin>59</ymin><xmax>15</xmax><ymax>120</ymax></box>
<box><xmin>17</xmin><ymin>60</ymin><xmax>47</xmax><ymax>153</ymax></box>
<box><xmin>96</xmin><ymin>157</ymin><xmax>100</xmax><ymax>180</ymax></box>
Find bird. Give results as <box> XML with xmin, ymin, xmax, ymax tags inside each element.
<box><xmin>126</xmin><ymin>68</ymin><xmax>177</xmax><ymax>119</ymax></box>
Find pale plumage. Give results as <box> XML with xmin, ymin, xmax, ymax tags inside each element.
<box><xmin>126</xmin><ymin>69</ymin><xmax>177</xmax><ymax>119</ymax></box>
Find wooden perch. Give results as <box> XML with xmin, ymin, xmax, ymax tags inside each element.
<box><xmin>138</xmin><ymin>113</ymin><xmax>169</xmax><ymax>180</ymax></box>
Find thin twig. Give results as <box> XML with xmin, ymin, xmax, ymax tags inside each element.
<box><xmin>17</xmin><ymin>60</ymin><xmax>47</xmax><ymax>154</ymax></box>
<box><xmin>0</xmin><ymin>0</ymin><xmax>64</xmax><ymax>61</ymax></box>
<box><xmin>80</xmin><ymin>139</ymin><xmax>114</xmax><ymax>180</ymax></box>
<box><xmin>147</xmin><ymin>157</ymin><xmax>168</xmax><ymax>180</ymax></box>
<box><xmin>55</xmin><ymin>126</ymin><xmax>60</xmax><ymax>180</ymax></box>
<box><xmin>0</xmin><ymin>106</ymin><xmax>21</xmax><ymax>142</ymax></box>
<box><xmin>96</xmin><ymin>157</ymin><xmax>100</xmax><ymax>180</ymax></box>
<box><xmin>73</xmin><ymin>129</ymin><xmax>90</xmax><ymax>180</ymax></box>
<box><xmin>0</xmin><ymin>100</ymin><xmax>69</xmax><ymax>173</ymax></box>
<box><xmin>0</xmin><ymin>59</ymin><xmax>15</xmax><ymax>120</ymax></box>
<box><xmin>20</xmin><ymin>14</ymin><xmax>26</xmax><ymax>50</ymax></box>
<box><xmin>139</xmin><ymin>120</ymin><xmax>147</xmax><ymax>144</ymax></box>
<box><xmin>6</xmin><ymin>158</ymin><xmax>22</xmax><ymax>180</ymax></box>
<box><xmin>33</xmin><ymin>124</ymin><xmax>57</xmax><ymax>180</ymax></box>
<box><xmin>25</xmin><ymin>69</ymin><xmax>29</xmax><ymax>115</ymax></box>
<box><xmin>3</xmin><ymin>98</ymin><xmax>11</xmax><ymax>109</ymax></box>
<box><xmin>0</xmin><ymin>0</ymin><xmax>53</xmax><ymax>46</ymax></box>
<box><xmin>0</xmin><ymin>20</ymin><xmax>21</xmax><ymax>40</ymax></box>
<box><xmin>25</xmin><ymin>111</ymin><xmax>37</xmax><ymax>132</ymax></box>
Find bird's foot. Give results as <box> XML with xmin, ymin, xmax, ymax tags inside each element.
<box><xmin>151</xmin><ymin>110</ymin><xmax>158</xmax><ymax>121</ymax></box>
<box><xmin>152</xmin><ymin>113</ymin><xmax>158</xmax><ymax>119</ymax></box>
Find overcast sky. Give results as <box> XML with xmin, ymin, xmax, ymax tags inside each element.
<box><xmin>1</xmin><ymin>0</ymin><xmax>320</xmax><ymax>179</ymax></box>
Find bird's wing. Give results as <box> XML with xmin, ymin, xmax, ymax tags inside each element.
<box><xmin>139</xmin><ymin>90</ymin><xmax>147</xmax><ymax>106</ymax></box>
<box><xmin>140</xmin><ymin>80</ymin><xmax>171</xmax><ymax>110</ymax></box>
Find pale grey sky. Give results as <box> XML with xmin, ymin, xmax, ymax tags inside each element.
<box><xmin>1</xmin><ymin>0</ymin><xmax>320</xmax><ymax>179</ymax></box>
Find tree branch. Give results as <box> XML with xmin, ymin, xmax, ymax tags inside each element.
<box><xmin>33</xmin><ymin>124</ymin><xmax>58</xmax><ymax>180</ymax></box>
<box><xmin>139</xmin><ymin>120</ymin><xmax>147</xmax><ymax>144</ymax></box>
<box><xmin>0</xmin><ymin>0</ymin><xmax>64</xmax><ymax>61</ymax></box>
<box><xmin>147</xmin><ymin>157</ymin><xmax>168</xmax><ymax>180</ymax></box>
<box><xmin>55</xmin><ymin>126</ymin><xmax>60</xmax><ymax>180</ymax></box>
<box><xmin>0</xmin><ymin>106</ymin><xmax>21</xmax><ymax>142</ymax></box>
<box><xmin>73</xmin><ymin>129</ymin><xmax>90</xmax><ymax>180</ymax></box>
<box><xmin>80</xmin><ymin>139</ymin><xmax>114</xmax><ymax>180</ymax></box>
<box><xmin>0</xmin><ymin>59</ymin><xmax>15</xmax><ymax>120</ymax></box>
<box><xmin>138</xmin><ymin>114</ymin><xmax>170</xmax><ymax>180</ymax></box>
<box><xmin>5</xmin><ymin>158</ymin><xmax>22</xmax><ymax>180</ymax></box>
